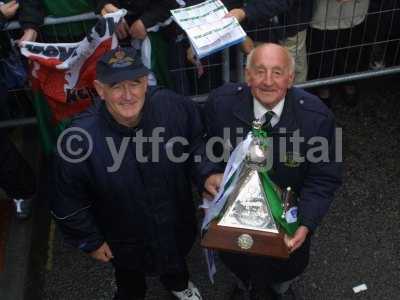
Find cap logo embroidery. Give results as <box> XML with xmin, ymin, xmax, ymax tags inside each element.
<box><xmin>108</xmin><ymin>50</ymin><xmax>135</xmax><ymax>68</ymax></box>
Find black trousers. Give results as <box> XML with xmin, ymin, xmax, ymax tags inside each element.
<box><xmin>0</xmin><ymin>132</ymin><xmax>36</xmax><ymax>199</ymax></box>
<box><xmin>113</xmin><ymin>265</ymin><xmax>189</xmax><ymax>300</ymax></box>
<box><xmin>307</xmin><ymin>22</ymin><xmax>367</xmax><ymax>80</ymax></box>
<box><xmin>219</xmin><ymin>236</ymin><xmax>311</xmax><ymax>290</ymax></box>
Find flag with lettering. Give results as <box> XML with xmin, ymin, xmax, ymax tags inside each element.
<box><xmin>21</xmin><ymin>9</ymin><xmax>126</xmax><ymax>123</ymax></box>
<box><xmin>19</xmin><ymin>10</ymin><xmax>126</xmax><ymax>154</ymax></box>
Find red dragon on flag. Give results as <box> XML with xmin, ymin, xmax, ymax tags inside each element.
<box><xmin>18</xmin><ymin>10</ymin><xmax>126</xmax><ymax>154</ymax></box>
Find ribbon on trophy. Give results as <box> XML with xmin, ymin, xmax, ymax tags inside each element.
<box><xmin>201</xmin><ymin>121</ymin><xmax>300</xmax><ymax>282</ymax></box>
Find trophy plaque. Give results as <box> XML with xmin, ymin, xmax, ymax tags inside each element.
<box><xmin>201</xmin><ymin>121</ymin><xmax>290</xmax><ymax>259</ymax></box>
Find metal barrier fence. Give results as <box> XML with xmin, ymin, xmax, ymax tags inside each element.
<box><xmin>1</xmin><ymin>2</ymin><xmax>400</xmax><ymax>129</ymax></box>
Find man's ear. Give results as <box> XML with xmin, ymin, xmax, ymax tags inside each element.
<box><xmin>93</xmin><ymin>80</ymin><xmax>105</xmax><ymax>99</ymax></box>
<box><xmin>245</xmin><ymin>68</ymin><xmax>251</xmax><ymax>86</ymax></box>
<box><xmin>288</xmin><ymin>71</ymin><xmax>295</xmax><ymax>88</ymax></box>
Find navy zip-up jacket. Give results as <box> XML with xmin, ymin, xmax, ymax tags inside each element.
<box><xmin>203</xmin><ymin>83</ymin><xmax>343</xmax><ymax>232</ymax></box>
<box><xmin>51</xmin><ymin>87</ymin><xmax>208</xmax><ymax>274</ymax></box>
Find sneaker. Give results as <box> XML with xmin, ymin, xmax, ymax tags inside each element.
<box><xmin>13</xmin><ymin>198</ymin><xmax>32</xmax><ymax>219</ymax></box>
<box><xmin>369</xmin><ymin>45</ymin><xmax>386</xmax><ymax>70</ymax></box>
<box><xmin>369</xmin><ymin>59</ymin><xmax>385</xmax><ymax>70</ymax></box>
<box><xmin>171</xmin><ymin>281</ymin><xmax>202</xmax><ymax>300</ymax></box>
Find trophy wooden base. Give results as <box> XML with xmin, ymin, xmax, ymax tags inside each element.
<box><xmin>201</xmin><ymin>220</ymin><xmax>290</xmax><ymax>259</ymax></box>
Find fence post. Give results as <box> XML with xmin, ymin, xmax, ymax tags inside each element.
<box><xmin>236</xmin><ymin>47</ymin><xmax>245</xmax><ymax>82</ymax></box>
<box><xmin>222</xmin><ymin>48</ymin><xmax>230</xmax><ymax>83</ymax></box>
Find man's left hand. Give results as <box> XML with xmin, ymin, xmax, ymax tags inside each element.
<box><xmin>284</xmin><ymin>225</ymin><xmax>309</xmax><ymax>253</ymax></box>
<box><xmin>129</xmin><ymin>19</ymin><xmax>147</xmax><ymax>40</ymax></box>
<box><xmin>226</xmin><ymin>8</ymin><xmax>246</xmax><ymax>23</ymax></box>
<box><xmin>18</xmin><ymin>28</ymin><xmax>38</xmax><ymax>46</ymax></box>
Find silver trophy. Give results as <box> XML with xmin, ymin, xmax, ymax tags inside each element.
<box><xmin>201</xmin><ymin>120</ymin><xmax>289</xmax><ymax>258</ymax></box>
<box><xmin>218</xmin><ymin>167</ymin><xmax>278</xmax><ymax>233</ymax></box>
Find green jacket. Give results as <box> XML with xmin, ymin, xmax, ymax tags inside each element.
<box><xmin>38</xmin><ymin>0</ymin><xmax>97</xmax><ymax>40</ymax></box>
<box><xmin>41</xmin><ymin>0</ymin><xmax>96</xmax><ymax>17</ymax></box>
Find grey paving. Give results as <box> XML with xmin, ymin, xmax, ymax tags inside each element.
<box><xmin>42</xmin><ymin>77</ymin><xmax>400</xmax><ymax>300</ymax></box>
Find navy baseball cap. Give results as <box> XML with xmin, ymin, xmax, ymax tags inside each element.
<box><xmin>96</xmin><ymin>47</ymin><xmax>150</xmax><ymax>84</ymax></box>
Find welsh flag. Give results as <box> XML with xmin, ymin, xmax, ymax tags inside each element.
<box><xmin>20</xmin><ymin>10</ymin><xmax>127</xmax><ymax>154</ymax></box>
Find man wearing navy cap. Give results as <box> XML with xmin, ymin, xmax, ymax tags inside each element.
<box><xmin>50</xmin><ymin>47</ymin><xmax>205</xmax><ymax>300</ymax></box>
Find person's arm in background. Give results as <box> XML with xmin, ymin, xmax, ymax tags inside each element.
<box><xmin>225</xmin><ymin>0</ymin><xmax>291</xmax><ymax>54</ymax></box>
<box><xmin>140</xmin><ymin>0</ymin><xmax>177</xmax><ymax>29</ymax></box>
<box><xmin>128</xmin><ymin>0</ymin><xmax>179</xmax><ymax>40</ymax></box>
<box><xmin>227</xmin><ymin>0</ymin><xmax>291</xmax><ymax>24</ymax></box>
<box><xmin>97</xmin><ymin>0</ymin><xmax>119</xmax><ymax>15</ymax></box>
<box><xmin>96</xmin><ymin>0</ymin><xmax>130</xmax><ymax>39</ymax></box>
<box><xmin>17</xmin><ymin>0</ymin><xmax>44</xmax><ymax>44</ymax></box>
<box><xmin>99</xmin><ymin>0</ymin><xmax>179</xmax><ymax>40</ymax></box>
<box><xmin>0</xmin><ymin>0</ymin><xmax>19</xmax><ymax>28</ymax></box>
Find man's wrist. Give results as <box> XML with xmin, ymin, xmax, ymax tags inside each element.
<box><xmin>79</xmin><ymin>239</ymin><xmax>105</xmax><ymax>253</ymax></box>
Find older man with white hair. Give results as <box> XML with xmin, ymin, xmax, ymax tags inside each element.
<box><xmin>202</xmin><ymin>43</ymin><xmax>342</xmax><ymax>299</ymax></box>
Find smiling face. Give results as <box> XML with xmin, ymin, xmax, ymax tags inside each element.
<box><xmin>245</xmin><ymin>44</ymin><xmax>294</xmax><ymax>109</ymax></box>
<box><xmin>94</xmin><ymin>76</ymin><xmax>148</xmax><ymax>127</ymax></box>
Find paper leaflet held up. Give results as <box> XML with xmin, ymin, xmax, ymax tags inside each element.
<box><xmin>171</xmin><ymin>0</ymin><xmax>247</xmax><ymax>58</ymax></box>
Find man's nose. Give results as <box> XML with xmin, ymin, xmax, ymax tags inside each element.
<box><xmin>263</xmin><ymin>71</ymin><xmax>273</xmax><ymax>86</ymax></box>
<box><xmin>123</xmin><ymin>85</ymin><xmax>133</xmax><ymax>100</ymax></box>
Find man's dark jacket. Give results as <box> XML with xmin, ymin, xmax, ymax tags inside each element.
<box><xmin>243</xmin><ymin>0</ymin><xmax>314</xmax><ymax>39</ymax></box>
<box><xmin>51</xmin><ymin>87</ymin><xmax>207</xmax><ymax>274</ymax></box>
<box><xmin>202</xmin><ymin>83</ymin><xmax>342</xmax><ymax>232</ymax></box>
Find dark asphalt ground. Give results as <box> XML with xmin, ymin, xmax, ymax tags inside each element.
<box><xmin>42</xmin><ymin>76</ymin><xmax>400</xmax><ymax>300</ymax></box>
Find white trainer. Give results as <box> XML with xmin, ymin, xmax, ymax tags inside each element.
<box><xmin>171</xmin><ymin>281</ymin><xmax>202</xmax><ymax>300</ymax></box>
<box><xmin>13</xmin><ymin>198</ymin><xmax>32</xmax><ymax>219</ymax></box>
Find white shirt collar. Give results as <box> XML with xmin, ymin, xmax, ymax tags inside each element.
<box><xmin>253</xmin><ymin>97</ymin><xmax>285</xmax><ymax>127</ymax></box>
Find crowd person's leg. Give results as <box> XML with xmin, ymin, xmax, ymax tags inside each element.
<box><xmin>167</xmin><ymin>38</ymin><xmax>191</xmax><ymax>96</ymax></box>
<box><xmin>307</xmin><ymin>27</ymin><xmax>339</xmax><ymax>106</ymax></box>
<box><xmin>145</xmin><ymin>32</ymin><xmax>190</xmax><ymax>95</ymax></box>
<box><xmin>337</xmin><ymin>22</ymin><xmax>366</xmax><ymax>106</ymax></box>
<box><xmin>366</xmin><ymin>1</ymin><xmax>388</xmax><ymax>69</ymax></box>
<box><xmin>281</xmin><ymin>29</ymin><xmax>308</xmax><ymax>84</ymax></box>
<box><xmin>113</xmin><ymin>268</ymin><xmax>147</xmax><ymax>300</ymax></box>
<box><xmin>0</xmin><ymin>131</ymin><xmax>36</xmax><ymax>219</ymax></box>
<box><xmin>308</xmin><ymin>23</ymin><xmax>365</xmax><ymax>106</ymax></box>
<box><xmin>366</xmin><ymin>0</ymin><xmax>400</xmax><ymax>68</ymax></box>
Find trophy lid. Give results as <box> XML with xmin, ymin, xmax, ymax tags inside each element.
<box><xmin>252</xmin><ymin>119</ymin><xmax>263</xmax><ymax>130</ymax></box>
<box><xmin>246</xmin><ymin>120</ymin><xmax>269</xmax><ymax>171</ymax></box>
